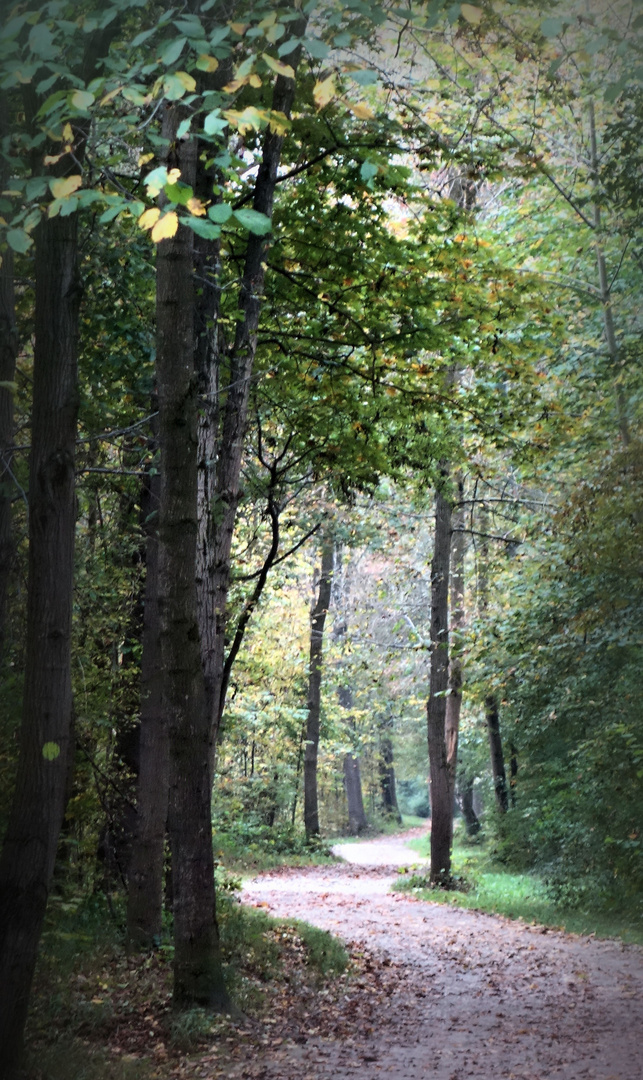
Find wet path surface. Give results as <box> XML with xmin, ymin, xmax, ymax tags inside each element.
<box><xmin>230</xmin><ymin>833</ymin><xmax>643</xmax><ymax>1080</ymax></box>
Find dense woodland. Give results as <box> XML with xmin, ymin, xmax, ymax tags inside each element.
<box><xmin>0</xmin><ymin>0</ymin><xmax>641</xmax><ymax>1074</ymax></box>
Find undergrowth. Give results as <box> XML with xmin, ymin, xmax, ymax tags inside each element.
<box><xmin>394</xmin><ymin>831</ymin><xmax>643</xmax><ymax>945</ymax></box>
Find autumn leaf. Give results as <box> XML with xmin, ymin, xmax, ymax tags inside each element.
<box><xmin>229</xmin><ymin>21</ymin><xmax>248</xmax><ymax>35</ymax></box>
<box><xmin>196</xmin><ymin>54</ymin><xmax>219</xmax><ymax>73</ymax></box>
<box><xmin>71</xmin><ymin>89</ymin><xmax>95</xmax><ymax>110</ymax></box>
<box><xmin>138</xmin><ymin>207</ymin><xmax>161</xmax><ymax>230</ymax></box>
<box><xmin>49</xmin><ymin>175</ymin><xmax>82</xmax><ymax>199</ymax></box>
<box><xmin>461</xmin><ymin>4</ymin><xmax>483</xmax><ymax>24</ymax></box>
<box><xmin>187</xmin><ymin>197</ymin><xmax>207</xmax><ymax>217</ymax></box>
<box><xmin>344</xmin><ymin>99</ymin><xmax>374</xmax><ymax>120</ymax></box>
<box><xmin>223</xmin><ymin>106</ymin><xmax>266</xmax><ymax>134</ymax></box>
<box><xmin>151</xmin><ymin>212</ymin><xmax>179</xmax><ymax>243</ymax></box>
<box><xmin>313</xmin><ymin>74</ymin><xmax>336</xmax><ymax>109</ymax></box>
<box><xmin>263</xmin><ymin>53</ymin><xmax>295</xmax><ymax>79</ymax></box>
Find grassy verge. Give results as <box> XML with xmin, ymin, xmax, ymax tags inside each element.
<box><xmin>393</xmin><ymin>831</ymin><xmax>643</xmax><ymax>946</ymax></box>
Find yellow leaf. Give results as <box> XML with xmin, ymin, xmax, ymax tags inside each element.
<box><xmin>313</xmin><ymin>74</ymin><xmax>336</xmax><ymax>109</ymax></box>
<box><xmin>187</xmin><ymin>197</ymin><xmax>206</xmax><ymax>216</ymax></box>
<box><xmin>44</xmin><ymin>153</ymin><xmax>64</xmax><ymax>165</ymax></box>
<box><xmin>258</xmin><ymin>12</ymin><xmax>277</xmax><ymax>29</ymax></box>
<box><xmin>461</xmin><ymin>4</ymin><xmax>483</xmax><ymax>24</ymax></box>
<box><xmin>197</xmin><ymin>54</ymin><xmax>219</xmax><ymax>72</ymax></box>
<box><xmin>99</xmin><ymin>86</ymin><xmax>121</xmax><ymax>106</ymax></box>
<box><xmin>249</xmin><ymin>73</ymin><xmax>262</xmax><ymax>88</ymax></box>
<box><xmin>229</xmin><ymin>21</ymin><xmax>248</xmax><ymax>34</ymax></box>
<box><xmin>62</xmin><ymin>122</ymin><xmax>73</xmax><ymax>142</ymax></box>
<box><xmin>167</xmin><ymin>168</ymin><xmax>181</xmax><ymax>184</ymax></box>
<box><xmin>49</xmin><ymin>175</ymin><xmax>82</xmax><ymax>199</ymax></box>
<box><xmin>223</xmin><ymin>76</ymin><xmax>250</xmax><ymax>93</ymax></box>
<box><xmin>175</xmin><ymin>71</ymin><xmax>196</xmax><ymax>93</ymax></box>
<box><xmin>138</xmin><ymin>207</ymin><xmax>161</xmax><ymax>230</ymax></box>
<box><xmin>263</xmin><ymin>53</ymin><xmax>295</xmax><ymax>79</ymax></box>
<box><xmin>266</xmin><ymin>110</ymin><xmax>290</xmax><ymax>135</ymax></box>
<box><xmin>138</xmin><ymin>152</ymin><xmax>154</xmax><ymax>168</ymax></box>
<box><xmin>223</xmin><ymin>106</ymin><xmax>265</xmax><ymax>134</ymax></box>
<box><xmin>151</xmin><ymin>211</ymin><xmax>179</xmax><ymax>242</ymax></box>
<box><xmin>345</xmin><ymin>99</ymin><xmax>374</xmax><ymax>120</ymax></box>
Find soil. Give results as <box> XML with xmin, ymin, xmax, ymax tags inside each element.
<box><xmin>231</xmin><ymin>828</ymin><xmax>643</xmax><ymax>1080</ymax></box>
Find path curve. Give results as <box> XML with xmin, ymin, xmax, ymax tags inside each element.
<box><xmin>236</xmin><ymin>833</ymin><xmax>643</xmax><ymax>1080</ymax></box>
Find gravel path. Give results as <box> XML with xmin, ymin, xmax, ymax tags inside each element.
<box><xmin>234</xmin><ymin>831</ymin><xmax>643</xmax><ymax>1080</ymax></box>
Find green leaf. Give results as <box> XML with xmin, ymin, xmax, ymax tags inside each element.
<box><xmin>164</xmin><ymin>181</ymin><xmax>194</xmax><ymax>206</ymax></box>
<box><xmin>350</xmin><ymin>69</ymin><xmax>378</xmax><ymax>86</ymax></box>
<box><xmin>25</xmin><ymin>177</ymin><xmax>48</xmax><ymax>201</ymax></box>
<box><xmin>163</xmin><ymin>73</ymin><xmax>188</xmax><ymax>100</ymax></box>
<box><xmin>540</xmin><ymin>17</ymin><xmax>565</xmax><ymax>38</ymax></box>
<box><xmin>99</xmin><ymin>205</ymin><xmax>123</xmax><ymax>223</ymax></box>
<box><xmin>304</xmin><ymin>37</ymin><xmax>330</xmax><ymax>59</ymax></box>
<box><xmin>360</xmin><ymin>160</ymin><xmax>379</xmax><ymax>181</ymax></box>
<box><xmin>160</xmin><ymin>36</ymin><xmax>187</xmax><ymax>66</ymax></box>
<box><xmin>131</xmin><ymin>27</ymin><xmax>157</xmax><ymax>48</ymax></box>
<box><xmin>70</xmin><ymin>89</ymin><xmax>95</xmax><ymax>111</ymax></box>
<box><xmin>6</xmin><ymin>228</ymin><xmax>33</xmax><ymax>253</ymax></box>
<box><xmin>42</xmin><ymin>741</ymin><xmax>61</xmax><ymax>761</ymax></box>
<box><xmin>204</xmin><ymin>110</ymin><xmax>228</xmax><ymax>136</ymax></box>
<box><xmin>28</xmin><ymin>22</ymin><xmax>57</xmax><ymax>60</ymax></box>
<box><xmin>208</xmin><ymin>202</ymin><xmax>233</xmax><ymax>223</ymax></box>
<box><xmin>278</xmin><ymin>38</ymin><xmax>300</xmax><ymax>56</ymax></box>
<box><xmin>177</xmin><ymin>117</ymin><xmax>192</xmax><ymax>138</ymax></box>
<box><xmin>185</xmin><ymin>217</ymin><xmax>221</xmax><ymax>240</ymax></box>
<box><xmin>233</xmin><ymin>207</ymin><xmax>272</xmax><ymax>234</ymax></box>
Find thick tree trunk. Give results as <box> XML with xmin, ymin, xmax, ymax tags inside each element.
<box><xmin>427</xmin><ymin>487</ymin><xmax>453</xmax><ymax>884</ymax></box>
<box><xmin>486</xmin><ymin>694</ymin><xmax>508</xmax><ymax>813</ymax></box>
<box><xmin>0</xmin><ymin>100</ymin><xmax>17</xmax><ymax>663</ymax></box>
<box><xmin>126</xmin><ymin>459</ymin><xmax>168</xmax><ymax>949</ymax></box>
<box><xmin>445</xmin><ymin>477</ymin><xmax>465</xmax><ymax>790</ymax></box>
<box><xmin>155</xmin><ymin>108</ymin><xmax>226</xmax><ymax>1008</ymax></box>
<box><xmin>303</xmin><ymin>541</ymin><xmax>334</xmax><ymax>839</ymax></box>
<box><xmin>0</xmin><ymin>210</ymin><xmax>80</xmax><ymax>1074</ymax></box>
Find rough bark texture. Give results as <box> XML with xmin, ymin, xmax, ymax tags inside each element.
<box><xmin>195</xmin><ymin>31</ymin><xmax>306</xmax><ymax>757</ymax></box>
<box><xmin>445</xmin><ymin>477</ymin><xmax>465</xmax><ymax>790</ymax></box>
<box><xmin>0</xmin><ymin>98</ymin><xmax>17</xmax><ymax>663</ymax></box>
<box><xmin>343</xmin><ymin>753</ymin><xmax>367</xmax><ymax>834</ymax></box>
<box><xmin>155</xmin><ymin>108</ymin><xmax>226</xmax><ymax>1007</ymax></box>
<box><xmin>427</xmin><ymin>488</ymin><xmax>453</xmax><ymax>883</ymax></box>
<box><xmin>0</xmin><ymin>210</ymin><xmax>80</xmax><ymax>1074</ymax></box>
<box><xmin>126</xmin><ymin>460</ymin><xmax>168</xmax><ymax>949</ymax></box>
<box><xmin>303</xmin><ymin>541</ymin><xmax>334</xmax><ymax>839</ymax></box>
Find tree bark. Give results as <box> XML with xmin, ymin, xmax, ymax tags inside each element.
<box><xmin>0</xmin><ymin>208</ymin><xmax>80</xmax><ymax>1074</ymax></box>
<box><xmin>0</xmin><ymin>96</ymin><xmax>17</xmax><ymax>664</ymax></box>
<box><xmin>303</xmin><ymin>540</ymin><xmax>334</xmax><ymax>839</ymax></box>
<box><xmin>343</xmin><ymin>753</ymin><xmax>367</xmax><ymax>834</ymax></box>
<box><xmin>126</xmin><ymin>454</ymin><xmax>168</xmax><ymax>949</ymax></box>
<box><xmin>379</xmin><ymin>711</ymin><xmax>402</xmax><ymax>824</ymax></box>
<box><xmin>155</xmin><ymin>107</ymin><xmax>226</xmax><ymax>1008</ymax></box>
<box><xmin>194</xmin><ymin>25</ymin><xmax>306</xmax><ymax>764</ymax></box>
<box><xmin>427</xmin><ymin>487</ymin><xmax>453</xmax><ymax>883</ymax></box>
<box><xmin>445</xmin><ymin>476</ymin><xmax>466</xmax><ymax>791</ymax></box>
<box><xmin>457</xmin><ymin>776</ymin><xmax>480</xmax><ymax>836</ymax></box>
<box><xmin>486</xmin><ymin>693</ymin><xmax>508</xmax><ymax>813</ymax></box>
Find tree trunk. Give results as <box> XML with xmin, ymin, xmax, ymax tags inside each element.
<box><xmin>427</xmin><ymin>487</ymin><xmax>453</xmax><ymax>884</ymax></box>
<box><xmin>486</xmin><ymin>693</ymin><xmax>508</xmax><ymax>813</ymax></box>
<box><xmin>155</xmin><ymin>107</ymin><xmax>226</xmax><ymax>1008</ymax></box>
<box><xmin>457</xmin><ymin>776</ymin><xmax>480</xmax><ymax>836</ymax></box>
<box><xmin>0</xmin><ymin>209</ymin><xmax>80</xmax><ymax>1074</ymax></box>
<box><xmin>0</xmin><ymin>98</ymin><xmax>17</xmax><ymax>664</ymax></box>
<box><xmin>379</xmin><ymin>711</ymin><xmax>402</xmax><ymax>824</ymax></box>
<box><xmin>126</xmin><ymin>456</ymin><xmax>168</xmax><ymax>949</ymax></box>
<box><xmin>194</xmin><ymin>31</ymin><xmax>306</xmax><ymax>764</ymax></box>
<box><xmin>343</xmin><ymin>753</ymin><xmax>367</xmax><ymax>834</ymax></box>
<box><xmin>445</xmin><ymin>476</ymin><xmax>466</xmax><ymax>792</ymax></box>
<box><xmin>303</xmin><ymin>540</ymin><xmax>334</xmax><ymax>839</ymax></box>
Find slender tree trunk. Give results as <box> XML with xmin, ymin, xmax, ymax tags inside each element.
<box><xmin>126</xmin><ymin>456</ymin><xmax>168</xmax><ymax>949</ymax></box>
<box><xmin>0</xmin><ymin>209</ymin><xmax>80</xmax><ymax>1074</ymax></box>
<box><xmin>486</xmin><ymin>694</ymin><xmax>508</xmax><ymax>813</ymax></box>
<box><xmin>0</xmin><ymin>99</ymin><xmax>17</xmax><ymax>663</ymax></box>
<box><xmin>343</xmin><ymin>753</ymin><xmax>367</xmax><ymax>834</ymax></box>
<box><xmin>457</xmin><ymin>776</ymin><xmax>480</xmax><ymax>836</ymax></box>
<box><xmin>195</xmin><ymin>32</ymin><xmax>306</xmax><ymax>764</ymax></box>
<box><xmin>588</xmin><ymin>99</ymin><xmax>630</xmax><ymax>446</ymax></box>
<box><xmin>427</xmin><ymin>487</ymin><xmax>453</xmax><ymax>883</ymax></box>
<box><xmin>155</xmin><ymin>108</ymin><xmax>226</xmax><ymax>1008</ymax></box>
<box><xmin>379</xmin><ymin>711</ymin><xmax>402</xmax><ymax>824</ymax></box>
<box><xmin>445</xmin><ymin>476</ymin><xmax>466</xmax><ymax>794</ymax></box>
<box><xmin>303</xmin><ymin>540</ymin><xmax>334</xmax><ymax>839</ymax></box>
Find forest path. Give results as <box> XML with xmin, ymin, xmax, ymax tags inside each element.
<box><xmin>233</xmin><ymin>832</ymin><xmax>643</xmax><ymax>1080</ymax></box>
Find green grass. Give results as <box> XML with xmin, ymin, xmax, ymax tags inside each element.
<box><xmin>394</xmin><ymin>831</ymin><xmax>643</xmax><ymax>945</ymax></box>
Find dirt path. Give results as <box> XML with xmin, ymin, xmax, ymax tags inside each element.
<box><xmin>234</xmin><ymin>831</ymin><xmax>643</xmax><ymax>1080</ymax></box>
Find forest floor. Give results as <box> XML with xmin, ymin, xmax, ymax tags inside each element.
<box><xmin>222</xmin><ymin>827</ymin><xmax>643</xmax><ymax>1080</ymax></box>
